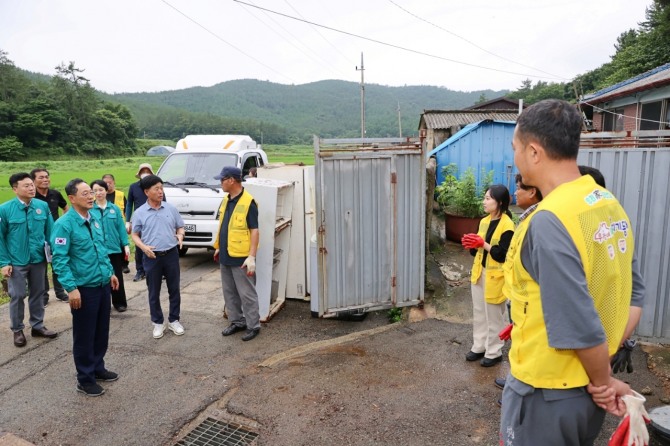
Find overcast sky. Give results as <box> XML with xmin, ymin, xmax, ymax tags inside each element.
<box><xmin>0</xmin><ymin>0</ymin><xmax>651</xmax><ymax>94</ymax></box>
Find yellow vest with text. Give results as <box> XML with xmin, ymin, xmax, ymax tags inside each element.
<box><xmin>112</xmin><ymin>190</ymin><xmax>125</xmax><ymax>220</ymax></box>
<box><xmin>509</xmin><ymin>175</ymin><xmax>633</xmax><ymax>389</ymax></box>
<box><xmin>213</xmin><ymin>190</ymin><xmax>254</xmax><ymax>257</ymax></box>
<box><xmin>470</xmin><ymin>213</ymin><xmax>515</xmax><ymax>304</ymax></box>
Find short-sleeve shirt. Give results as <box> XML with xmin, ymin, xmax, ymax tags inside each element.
<box><xmin>219</xmin><ymin>189</ymin><xmax>258</xmax><ymax>267</ymax></box>
<box><xmin>132</xmin><ymin>201</ymin><xmax>184</xmax><ymax>252</ymax></box>
<box><xmin>34</xmin><ymin>189</ymin><xmax>67</xmax><ymax>221</ymax></box>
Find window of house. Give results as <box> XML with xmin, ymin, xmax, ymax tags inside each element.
<box><xmin>603</xmin><ymin>107</ymin><xmax>625</xmax><ymax>131</ymax></box>
<box><xmin>664</xmin><ymin>101</ymin><xmax>670</xmax><ymax>130</ymax></box>
<box><xmin>640</xmin><ymin>101</ymin><xmax>663</xmax><ymax>130</ymax></box>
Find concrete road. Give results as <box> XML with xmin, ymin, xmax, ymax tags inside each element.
<box><xmin>0</xmin><ymin>245</ymin><xmax>666</xmax><ymax>445</ymax></box>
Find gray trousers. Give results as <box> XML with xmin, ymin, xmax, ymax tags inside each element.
<box><xmin>8</xmin><ymin>262</ymin><xmax>47</xmax><ymax>332</ymax></box>
<box><xmin>500</xmin><ymin>375</ymin><xmax>605</xmax><ymax>445</ymax></box>
<box><xmin>220</xmin><ymin>265</ymin><xmax>260</xmax><ymax>330</ymax></box>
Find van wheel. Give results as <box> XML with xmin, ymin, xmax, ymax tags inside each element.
<box><xmin>178</xmin><ymin>247</ymin><xmax>189</xmax><ymax>257</ymax></box>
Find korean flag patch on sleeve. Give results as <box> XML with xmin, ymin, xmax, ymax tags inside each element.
<box><xmin>55</xmin><ymin>237</ymin><xmax>67</xmax><ymax>245</ymax></box>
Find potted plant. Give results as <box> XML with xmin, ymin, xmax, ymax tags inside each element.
<box><xmin>435</xmin><ymin>164</ymin><xmax>493</xmax><ymax>242</ymax></box>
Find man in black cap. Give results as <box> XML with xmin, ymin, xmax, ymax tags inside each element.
<box><xmin>213</xmin><ymin>166</ymin><xmax>261</xmax><ymax>341</ymax></box>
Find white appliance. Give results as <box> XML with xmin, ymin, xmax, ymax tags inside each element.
<box><xmin>243</xmin><ymin>178</ymin><xmax>293</xmax><ymax>321</ymax></box>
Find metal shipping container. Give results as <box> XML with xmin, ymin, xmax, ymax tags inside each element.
<box><xmin>314</xmin><ymin>137</ymin><xmax>425</xmax><ymax>317</ymax></box>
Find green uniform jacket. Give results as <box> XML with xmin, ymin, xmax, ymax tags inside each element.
<box><xmin>93</xmin><ymin>202</ymin><xmax>129</xmax><ymax>255</ymax></box>
<box><xmin>51</xmin><ymin>210</ymin><xmax>114</xmax><ymax>293</ymax></box>
<box><xmin>0</xmin><ymin>198</ymin><xmax>53</xmax><ymax>267</ymax></box>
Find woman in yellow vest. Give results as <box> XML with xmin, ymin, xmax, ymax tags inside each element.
<box><xmin>461</xmin><ymin>184</ymin><xmax>515</xmax><ymax>367</ymax></box>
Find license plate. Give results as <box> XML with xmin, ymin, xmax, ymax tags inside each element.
<box><xmin>184</xmin><ymin>224</ymin><xmax>196</xmax><ymax>232</ymax></box>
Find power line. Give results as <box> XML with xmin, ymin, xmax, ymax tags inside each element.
<box><xmin>232</xmin><ymin>0</ymin><xmax>565</xmax><ymax>81</ymax></box>
<box><xmin>283</xmin><ymin>0</ymin><xmax>356</xmax><ymax>66</ymax></box>
<box><xmin>238</xmin><ymin>0</ymin><xmax>348</xmax><ymax>77</ymax></box>
<box><xmin>387</xmin><ymin>0</ymin><xmax>569</xmax><ymax>81</ymax></box>
<box><xmin>160</xmin><ymin>0</ymin><xmax>293</xmax><ymax>82</ymax></box>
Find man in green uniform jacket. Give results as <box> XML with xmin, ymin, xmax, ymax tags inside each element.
<box><xmin>0</xmin><ymin>172</ymin><xmax>56</xmax><ymax>347</ymax></box>
<box><xmin>51</xmin><ymin>178</ymin><xmax>119</xmax><ymax>397</ymax></box>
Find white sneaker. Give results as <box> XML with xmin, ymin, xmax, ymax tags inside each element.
<box><xmin>153</xmin><ymin>322</ymin><xmax>166</xmax><ymax>339</ymax></box>
<box><xmin>168</xmin><ymin>320</ymin><xmax>184</xmax><ymax>336</ymax></box>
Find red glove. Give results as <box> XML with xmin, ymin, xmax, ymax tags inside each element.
<box><xmin>499</xmin><ymin>323</ymin><xmax>513</xmax><ymax>341</ymax></box>
<box><xmin>461</xmin><ymin>233</ymin><xmax>485</xmax><ymax>249</ymax></box>
<box><xmin>213</xmin><ymin>252</ymin><xmax>220</xmax><ymax>263</ymax></box>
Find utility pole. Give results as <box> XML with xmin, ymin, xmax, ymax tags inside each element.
<box><xmin>397</xmin><ymin>101</ymin><xmax>402</xmax><ymax>138</ymax></box>
<box><xmin>356</xmin><ymin>52</ymin><xmax>366</xmax><ymax>139</ymax></box>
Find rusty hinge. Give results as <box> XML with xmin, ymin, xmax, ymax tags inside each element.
<box><xmin>391</xmin><ymin>276</ymin><xmax>396</xmax><ymax>287</ymax></box>
<box><xmin>391</xmin><ymin>172</ymin><xmax>397</xmax><ymax>184</ymax></box>
<box><xmin>319</xmin><ymin>247</ymin><xmax>328</xmax><ymax>254</ymax></box>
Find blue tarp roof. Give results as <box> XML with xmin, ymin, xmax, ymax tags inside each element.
<box><xmin>428</xmin><ymin>120</ymin><xmax>516</xmax><ymax>157</ymax></box>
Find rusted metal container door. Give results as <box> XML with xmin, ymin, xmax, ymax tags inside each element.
<box><xmin>314</xmin><ymin>137</ymin><xmax>425</xmax><ymax>317</ymax></box>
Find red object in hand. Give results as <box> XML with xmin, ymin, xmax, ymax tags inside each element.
<box><xmin>461</xmin><ymin>233</ymin><xmax>484</xmax><ymax>249</ymax></box>
<box><xmin>499</xmin><ymin>323</ymin><xmax>513</xmax><ymax>341</ymax></box>
<box><xmin>608</xmin><ymin>415</ymin><xmax>630</xmax><ymax>446</ymax></box>
<box><xmin>124</xmin><ymin>252</ymin><xmax>129</xmax><ymax>262</ymax></box>
<box><xmin>213</xmin><ymin>252</ymin><xmax>220</xmax><ymax>263</ymax></box>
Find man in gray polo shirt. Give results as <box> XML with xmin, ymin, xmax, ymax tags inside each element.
<box><xmin>131</xmin><ymin>175</ymin><xmax>186</xmax><ymax>339</ymax></box>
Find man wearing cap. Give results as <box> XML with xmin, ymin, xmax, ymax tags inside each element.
<box><xmin>213</xmin><ymin>166</ymin><xmax>261</xmax><ymax>342</ymax></box>
<box><xmin>126</xmin><ymin>163</ymin><xmax>155</xmax><ymax>282</ymax></box>
<box><xmin>0</xmin><ymin>173</ymin><xmax>57</xmax><ymax>347</ymax></box>
<box><xmin>131</xmin><ymin>175</ymin><xmax>186</xmax><ymax>339</ymax></box>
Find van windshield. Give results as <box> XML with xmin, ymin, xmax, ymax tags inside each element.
<box><xmin>158</xmin><ymin>153</ymin><xmax>238</xmax><ymax>187</ymax></box>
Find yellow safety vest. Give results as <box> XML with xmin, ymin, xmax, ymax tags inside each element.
<box><xmin>112</xmin><ymin>190</ymin><xmax>125</xmax><ymax>220</ymax></box>
<box><xmin>470</xmin><ymin>213</ymin><xmax>515</xmax><ymax>304</ymax></box>
<box><xmin>509</xmin><ymin>175</ymin><xmax>633</xmax><ymax>389</ymax></box>
<box><xmin>502</xmin><ymin>211</ymin><xmax>535</xmax><ymax>299</ymax></box>
<box><xmin>213</xmin><ymin>190</ymin><xmax>254</xmax><ymax>257</ymax></box>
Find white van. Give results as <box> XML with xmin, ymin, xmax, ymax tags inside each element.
<box><xmin>156</xmin><ymin>135</ymin><xmax>268</xmax><ymax>255</ymax></box>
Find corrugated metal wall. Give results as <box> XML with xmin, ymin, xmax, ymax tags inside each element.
<box><xmin>578</xmin><ymin>147</ymin><xmax>670</xmax><ymax>341</ymax></box>
<box><xmin>433</xmin><ymin>121</ymin><xmax>518</xmax><ymax>195</ymax></box>
<box><xmin>314</xmin><ymin>138</ymin><xmax>425</xmax><ymax>316</ymax></box>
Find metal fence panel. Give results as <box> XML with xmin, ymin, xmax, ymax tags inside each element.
<box><xmin>314</xmin><ymin>138</ymin><xmax>425</xmax><ymax>316</ymax></box>
<box><xmin>578</xmin><ymin>147</ymin><xmax>670</xmax><ymax>341</ymax></box>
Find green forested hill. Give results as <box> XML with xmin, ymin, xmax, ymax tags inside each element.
<box><xmin>111</xmin><ymin>79</ymin><xmax>507</xmax><ymax>143</ymax></box>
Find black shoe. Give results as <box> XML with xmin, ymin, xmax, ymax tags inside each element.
<box><xmin>242</xmin><ymin>328</ymin><xmax>260</xmax><ymax>341</ymax></box>
<box><xmin>43</xmin><ymin>300</ymin><xmax>49</xmax><ymax>308</ymax></box>
<box><xmin>122</xmin><ymin>266</ymin><xmax>131</xmax><ymax>274</ymax></box>
<box><xmin>13</xmin><ymin>330</ymin><xmax>27</xmax><ymax>347</ymax></box>
<box><xmin>31</xmin><ymin>326</ymin><xmax>58</xmax><ymax>338</ymax></box>
<box><xmin>133</xmin><ymin>273</ymin><xmax>145</xmax><ymax>282</ymax></box>
<box><xmin>481</xmin><ymin>356</ymin><xmax>503</xmax><ymax>367</ymax></box>
<box><xmin>114</xmin><ymin>305</ymin><xmax>127</xmax><ymax>313</ymax></box>
<box><xmin>76</xmin><ymin>382</ymin><xmax>105</xmax><ymax>397</ymax></box>
<box><xmin>56</xmin><ymin>295</ymin><xmax>69</xmax><ymax>303</ymax></box>
<box><xmin>222</xmin><ymin>324</ymin><xmax>246</xmax><ymax>336</ymax></box>
<box><xmin>494</xmin><ymin>378</ymin><xmax>506</xmax><ymax>390</ymax></box>
<box><xmin>95</xmin><ymin>370</ymin><xmax>119</xmax><ymax>382</ymax></box>
<box><xmin>465</xmin><ymin>351</ymin><xmax>485</xmax><ymax>362</ymax></box>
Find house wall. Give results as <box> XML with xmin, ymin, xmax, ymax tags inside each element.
<box><xmin>432</xmin><ymin>122</ymin><xmax>517</xmax><ymax>196</ymax></box>
<box><xmin>624</xmin><ymin>104</ymin><xmax>638</xmax><ymax>131</ymax></box>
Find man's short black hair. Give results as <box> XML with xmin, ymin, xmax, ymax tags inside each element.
<box><xmin>140</xmin><ymin>174</ymin><xmax>163</xmax><ymax>191</ymax></box>
<box><xmin>578</xmin><ymin>165</ymin><xmax>606</xmax><ymax>188</ymax></box>
<box><xmin>65</xmin><ymin>178</ymin><xmax>86</xmax><ymax>197</ymax></box>
<box><xmin>9</xmin><ymin>173</ymin><xmax>31</xmax><ymax>188</ymax></box>
<box><xmin>90</xmin><ymin>179</ymin><xmax>108</xmax><ymax>191</ymax></box>
<box><xmin>30</xmin><ymin>168</ymin><xmax>49</xmax><ymax>180</ymax></box>
<box><xmin>516</xmin><ymin>99</ymin><xmax>583</xmax><ymax>160</ymax></box>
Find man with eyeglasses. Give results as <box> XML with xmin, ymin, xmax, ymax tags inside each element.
<box><xmin>51</xmin><ymin>178</ymin><xmax>119</xmax><ymax>397</ymax></box>
<box><xmin>31</xmin><ymin>168</ymin><xmax>70</xmax><ymax>304</ymax></box>
<box><xmin>0</xmin><ymin>172</ymin><xmax>56</xmax><ymax>348</ymax></box>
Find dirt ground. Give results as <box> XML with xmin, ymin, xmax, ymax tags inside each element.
<box><xmin>172</xmin><ymin>235</ymin><xmax>670</xmax><ymax>446</ymax></box>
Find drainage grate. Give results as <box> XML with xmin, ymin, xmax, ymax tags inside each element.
<box><xmin>175</xmin><ymin>417</ymin><xmax>258</xmax><ymax>446</ymax></box>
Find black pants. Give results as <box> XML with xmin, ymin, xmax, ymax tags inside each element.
<box><xmin>144</xmin><ymin>247</ymin><xmax>181</xmax><ymax>324</ymax></box>
<box><xmin>71</xmin><ymin>284</ymin><xmax>111</xmax><ymax>385</ymax></box>
<box><xmin>108</xmin><ymin>252</ymin><xmax>127</xmax><ymax>309</ymax></box>
<box><xmin>135</xmin><ymin>247</ymin><xmax>145</xmax><ymax>275</ymax></box>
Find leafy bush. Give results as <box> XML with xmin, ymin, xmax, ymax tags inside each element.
<box><xmin>435</xmin><ymin>164</ymin><xmax>493</xmax><ymax>218</ymax></box>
